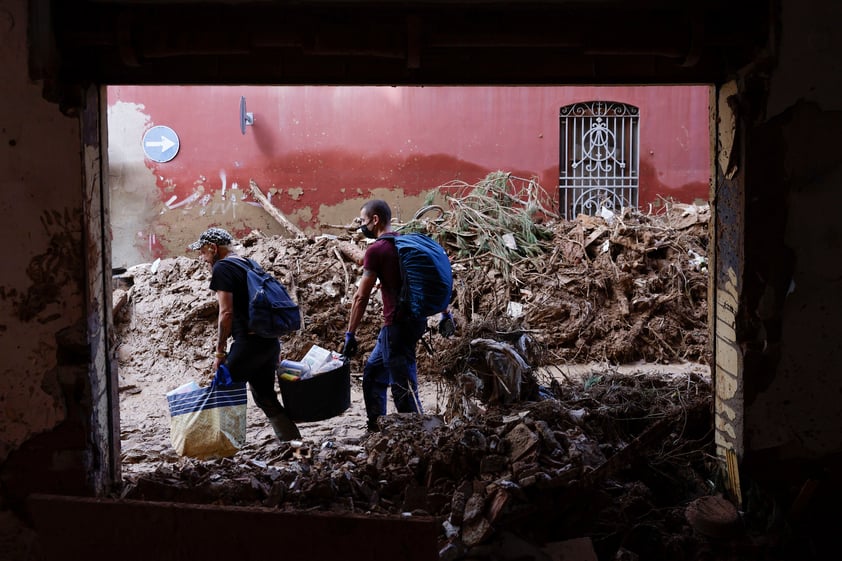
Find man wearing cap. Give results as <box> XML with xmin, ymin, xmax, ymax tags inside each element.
<box><xmin>189</xmin><ymin>227</ymin><xmax>301</xmax><ymax>442</ymax></box>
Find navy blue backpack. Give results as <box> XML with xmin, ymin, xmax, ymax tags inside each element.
<box><xmin>387</xmin><ymin>233</ymin><xmax>453</xmax><ymax>318</ymax></box>
<box><xmin>228</xmin><ymin>257</ymin><xmax>301</xmax><ymax>337</ymax></box>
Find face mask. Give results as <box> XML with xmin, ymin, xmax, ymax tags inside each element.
<box><xmin>359</xmin><ymin>222</ymin><xmax>377</xmax><ymax>239</ymax></box>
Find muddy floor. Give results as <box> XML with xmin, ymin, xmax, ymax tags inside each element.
<box><xmin>114</xmin><ymin>176</ymin><xmax>731</xmax><ymax>559</ymax></box>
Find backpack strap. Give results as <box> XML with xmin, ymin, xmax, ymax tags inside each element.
<box><xmin>223</xmin><ymin>255</ymin><xmax>261</xmax><ymax>274</ymax></box>
<box><xmin>376</xmin><ymin>234</ymin><xmax>412</xmax><ymax>321</ymax></box>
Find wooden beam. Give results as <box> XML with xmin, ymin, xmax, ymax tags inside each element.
<box><xmin>250</xmin><ymin>180</ymin><xmax>306</xmax><ymax>239</ymax></box>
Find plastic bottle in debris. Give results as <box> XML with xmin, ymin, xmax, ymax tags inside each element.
<box><xmin>279</xmin><ymin>359</ymin><xmax>312</xmax><ymax>380</ymax></box>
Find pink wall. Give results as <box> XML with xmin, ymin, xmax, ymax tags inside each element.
<box><xmin>107</xmin><ymin>85</ymin><xmax>709</xmax><ymax>263</ymax></box>
<box><xmin>108</xmin><ymin>85</ymin><xmax>710</xmax><ymax>212</ymax></box>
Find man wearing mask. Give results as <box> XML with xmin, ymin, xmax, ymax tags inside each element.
<box><xmin>189</xmin><ymin>227</ymin><xmax>301</xmax><ymax>442</ymax></box>
<box><xmin>341</xmin><ymin>200</ymin><xmax>428</xmax><ymax>432</ymax></box>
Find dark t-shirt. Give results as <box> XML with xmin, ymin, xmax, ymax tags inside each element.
<box><xmin>209</xmin><ymin>256</ymin><xmax>251</xmax><ymax>338</ymax></box>
<box><xmin>363</xmin><ymin>233</ymin><xmax>402</xmax><ymax>325</ymax></box>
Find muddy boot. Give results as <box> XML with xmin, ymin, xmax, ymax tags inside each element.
<box><xmin>366</xmin><ymin>416</ymin><xmax>380</xmax><ymax>433</ymax></box>
<box><xmin>268</xmin><ymin>413</ymin><xmax>301</xmax><ymax>441</ymax></box>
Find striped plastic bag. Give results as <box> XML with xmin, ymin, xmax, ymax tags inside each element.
<box><xmin>166</xmin><ymin>365</ymin><xmax>247</xmax><ymax>459</ymax></box>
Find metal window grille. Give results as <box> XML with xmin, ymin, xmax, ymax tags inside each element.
<box><xmin>558</xmin><ymin>101</ymin><xmax>639</xmax><ymax>219</ymax></box>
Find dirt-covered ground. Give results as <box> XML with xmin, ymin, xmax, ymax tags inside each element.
<box><xmin>114</xmin><ymin>175</ymin><xmax>726</xmax><ymax>560</ymax></box>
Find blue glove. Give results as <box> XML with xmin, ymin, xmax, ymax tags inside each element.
<box><xmin>341</xmin><ymin>332</ymin><xmax>358</xmax><ymax>357</ymax></box>
<box><xmin>438</xmin><ymin>311</ymin><xmax>456</xmax><ymax>337</ymax></box>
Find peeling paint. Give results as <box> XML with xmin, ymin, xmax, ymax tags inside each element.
<box><xmin>715</xmin><ymin>318</ymin><xmax>736</xmax><ymax>344</ymax></box>
<box><xmin>107</xmin><ymin>85</ymin><xmax>712</xmax><ymax>266</ymax></box>
<box><xmin>290</xmin><ymin>206</ymin><xmax>313</xmax><ymax>223</ymax></box>
<box><xmin>714</xmin><ymin>158</ymin><xmax>744</xmax><ymax>458</ymax></box>
<box><xmin>715</xmin><ymin>416</ymin><xmax>738</xmax><ymax>439</ymax></box>
<box><xmin>717</xmin><ymin>81</ymin><xmax>738</xmax><ymax>180</ymax></box>
<box><xmin>717</xmin><ymin>403</ymin><xmax>738</xmax><ymax>423</ymax></box>
<box><xmin>715</xmin><ymin>371</ymin><xmax>738</xmax><ymax>401</ymax></box>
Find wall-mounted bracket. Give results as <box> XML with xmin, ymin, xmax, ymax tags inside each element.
<box><xmin>240</xmin><ymin>96</ymin><xmax>254</xmax><ymax>135</ymax></box>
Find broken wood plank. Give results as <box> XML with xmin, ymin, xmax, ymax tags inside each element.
<box><xmin>584</xmin><ymin>225</ymin><xmax>608</xmax><ymax>248</ymax></box>
<box><xmin>249</xmin><ymin>179</ymin><xmax>306</xmax><ymax>239</ymax></box>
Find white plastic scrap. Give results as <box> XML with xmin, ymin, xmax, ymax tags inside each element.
<box><xmin>502</xmin><ymin>232</ymin><xmax>518</xmax><ymax>250</ymax></box>
<box><xmin>506</xmin><ymin>301</ymin><xmax>524</xmax><ymax>318</ymax></box>
<box><xmin>688</xmin><ymin>249</ymin><xmax>707</xmax><ymax>272</ymax></box>
<box><xmin>442</xmin><ymin>519</ymin><xmax>460</xmax><ymax>538</ymax></box>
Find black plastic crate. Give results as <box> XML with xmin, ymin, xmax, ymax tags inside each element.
<box><xmin>278</xmin><ymin>359</ymin><xmax>351</xmax><ymax>422</ymax></box>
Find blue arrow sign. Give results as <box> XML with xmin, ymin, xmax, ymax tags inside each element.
<box><xmin>142</xmin><ymin>125</ymin><xmax>180</xmax><ymax>163</ymax></box>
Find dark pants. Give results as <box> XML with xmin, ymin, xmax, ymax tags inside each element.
<box><xmin>362</xmin><ymin>317</ymin><xmax>428</xmax><ymax>426</ymax></box>
<box><xmin>225</xmin><ymin>335</ymin><xmax>286</xmax><ymax>419</ymax></box>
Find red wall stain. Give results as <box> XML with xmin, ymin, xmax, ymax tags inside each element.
<box><xmin>639</xmin><ymin>159</ymin><xmax>710</xmax><ymax>209</ymax></box>
<box><xmin>151</xmin><ymin>151</ymin><xmax>543</xmax><ymax>226</ymax></box>
<box><xmin>110</xmin><ymin>85</ymin><xmax>710</xmax><ymax>228</ymax></box>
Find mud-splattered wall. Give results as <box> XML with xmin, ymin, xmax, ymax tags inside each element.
<box><xmin>0</xmin><ymin>2</ymin><xmax>83</xmax><ymax>461</ymax></box>
<box><xmin>725</xmin><ymin>0</ymin><xmax>842</xmax><ymax>487</ymax></box>
<box><xmin>742</xmin><ymin>0</ymin><xmax>842</xmax><ymax>464</ymax></box>
<box><xmin>0</xmin><ymin>0</ymin><xmax>91</xmax><ymax>555</ymax></box>
<box><xmin>106</xmin><ymin>85</ymin><xmax>712</xmax><ymax>267</ymax></box>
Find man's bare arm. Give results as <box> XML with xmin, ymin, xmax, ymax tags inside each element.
<box><xmin>347</xmin><ymin>269</ymin><xmax>377</xmax><ymax>334</ymax></box>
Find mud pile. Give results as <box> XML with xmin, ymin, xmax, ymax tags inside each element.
<box><xmin>114</xmin><ymin>174</ymin><xmax>714</xmax><ymax>559</ymax></box>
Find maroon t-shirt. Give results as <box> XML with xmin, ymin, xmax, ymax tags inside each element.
<box><xmin>363</xmin><ymin>233</ymin><xmax>402</xmax><ymax>325</ymax></box>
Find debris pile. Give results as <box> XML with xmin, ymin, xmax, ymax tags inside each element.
<box><xmin>113</xmin><ymin>172</ymin><xmax>716</xmax><ymax>559</ymax></box>
<box><xmin>121</xmin><ymin>371</ymin><xmax>714</xmax><ymax>560</ymax></box>
<box><xmin>417</xmin><ymin>172</ymin><xmax>710</xmax><ymax>369</ymax></box>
